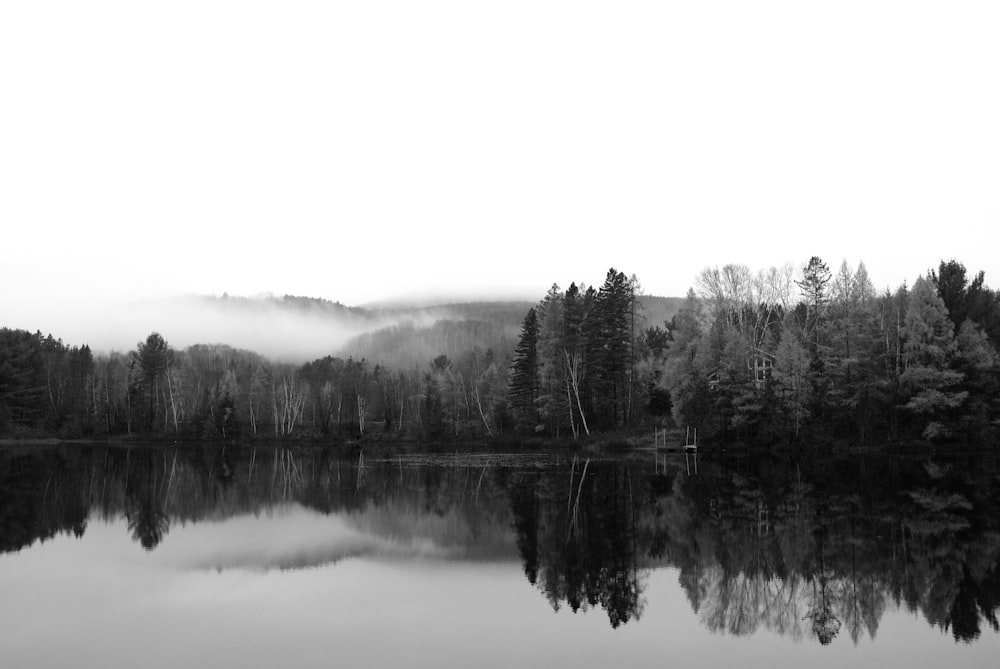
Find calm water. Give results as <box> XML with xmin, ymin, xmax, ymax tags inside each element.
<box><xmin>2</xmin><ymin>444</ymin><xmax>1000</xmax><ymax>668</ymax></box>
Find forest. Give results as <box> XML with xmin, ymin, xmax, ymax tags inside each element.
<box><xmin>1</xmin><ymin>258</ymin><xmax>999</xmax><ymax>448</ymax></box>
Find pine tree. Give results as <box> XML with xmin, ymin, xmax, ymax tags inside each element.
<box><xmin>593</xmin><ymin>268</ymin><xmax>632</xmax><ymax>427</ymax></box>
<box><xmin>796</xmin><ymin>256</ymin><xmax>831</xmax><ymax>359</ymax></box>
<box><xmin>134</xmin><ymin>332</ymin><xmax>172</xmax><ymax>432</ymax></box>
<box><xmin>535</xmin><ymin>285</ymin><xmax>567</xmax><ymax>435</ymax></box>
<box><xmin>509</xmin><ymin>308</ymin><xmax>540</xmax><ymax>432</ymax></box>
<box><xmin>797</xmin><ymin>256</ymin><xmax>833</xmax><ymax>313</ymax></box>
<box><xmin>931</xmin><ymin>259</ymin><xmax>1000</xmax><ymax>349</ymax></box>
<box><xmin>0</xmin><ymin>329</ymin><xmax>46</xmax><ymax>431</ymax></box>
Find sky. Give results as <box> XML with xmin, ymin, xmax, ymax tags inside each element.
<box><xmin>2</xmin><ymin>1</ymin><xmax>999</xmax><ymax>342</ymax></box>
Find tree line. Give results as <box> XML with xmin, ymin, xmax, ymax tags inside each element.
<box><xmin>3</xmin><ymin>258</ymin><xmax>999</xmax><ymax>445</ymax></box>
<box><xmin>0</xmin><ymin>328</ymin><xmax>512</xmax><ymax>441</ymax></box>
<box><xmin>654</xmin><ymin>258</ymin><xmax>1000</xmax><ymax>446</ymax></box>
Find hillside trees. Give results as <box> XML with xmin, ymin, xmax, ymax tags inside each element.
<box><xmin>299</xmin><ymin>355</ymin><xmax>344</xmax><ymax>435</ymax></box>
<box><xmin>899</xmin><ymin>276</ymin><xmax>967</xmax><ymax>439</ymax></box>
<box><xmin>6</xmin><ymin>322</ymin><xmax>514</xmax><ymax>441</ymax></box>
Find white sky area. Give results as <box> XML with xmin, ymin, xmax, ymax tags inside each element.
<box><xmin>2</xmin><ymin>1</ymin><xmax>999</xmax><ymax>345</ymax></box>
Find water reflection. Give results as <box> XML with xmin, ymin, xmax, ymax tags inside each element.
<box><xmin>126</xmin><ymin>449</ymin><xmax>169</xmax><ymax>550</ymax></box>
<box><xmin>507</xmin><ymin>459</ymin><xmax>645</xmax><ymax>628</ymax></box>
<box><xmin>2</xmin><ymin>444</ymin><xmax>1000</xmax><ymax>644</ymax></box>
<box><xmin>664</xmin><ymin>453</ymin><xmax>1000</xmax><ymax>644</ymax></box>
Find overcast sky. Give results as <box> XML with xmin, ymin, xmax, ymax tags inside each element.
<box><xmin>3</xmin><ymin>1</ymin><xmax>999</xmax><ymax>336</ymax></box>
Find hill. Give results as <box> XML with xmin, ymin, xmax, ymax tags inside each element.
<box><xmin>57</xmin><ymin>293</ymin><xmax>681</xmax><ymax>365</ymax></box>
<box><xmin>338</xmin><ymin>296</ymin><xmax>681</xmax><ymax>369</ymax></box>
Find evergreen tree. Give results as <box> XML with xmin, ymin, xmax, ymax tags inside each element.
<box><xmin>134</xmin><ymin>332</ymin><xmax>172</xmax><ymax>432</ymax></box>
<box><xmin>826</xmin><ymin>260</ymin><xmax>881</xmax><ymax>440</ymax></box>
<box><xmin>798</xmin><ymin>256</ymin><xmax>833</xmax><ymax>310</ymax></box>
<box><xmin>593</xmin><ymin>268</ymin><xmax>632</xmax><ymax>427</ymax></box>
<box><xmin>854</xmin><ymin>261</ymin><xmax>876</xmax><ymax>302</ymax></box>
<box><xmin>0</xmin><ymin>329</ymin><xmax>46</xmax><ymax>432</ymax></box>
<box><xmin>536</xmin><ymin>284</ymin><xmax>567</xmax><ymax>435</ymax></box>
<box><xmin>931</xmin><ymin>259</ymin><xmax>1000</xmax><ymax>349</ymax></box>
<box><xmin>795</xmin><ymin>256</ymin><xmax>834</xmax><ymax>422</ymax></box>
<box><xmin>931</xmin><ymin>260</ymin><xmax>973</xmax><ymax>328</ymax></box>
<box><xmin>900</xmin><ymin>276</ymin><xmax>966</xmax><ymax>439</ymax></box>
<box><xmin>796</xmin><ymin>256</ymin><xmax>832</xmax><ymax>369</ymax></box>
<box><xmin>298</xmin><ymin>355</ymin><xmax>345</xmax><ymax>435</ymax></box>
<box><xmin>509</xmin><ymin>308</ymin><xmax>540</xmax><ymax>432</ymax></box>
<box><xmin>953</xmin><ymin>320</ymin><xmax>1000</xmax><ymax>442</ymax></box>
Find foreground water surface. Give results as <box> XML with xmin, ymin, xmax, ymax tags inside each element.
<box><xmin>2</xmin><ymin>444</ymin><xmax>1000</xmax><ymax>668</ymax></box>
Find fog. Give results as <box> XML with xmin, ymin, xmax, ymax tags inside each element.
<box><xmin>3</xmin><ymin>292</ymin><xmax>462</xmax><ymax>362</ymax></box>
<box><xmin>149</xmin><ymin>506</ymin><xmax>455</xmax><ymax>572</ymax></box>
<box><xmin>137</xmin><ymin>502</ymin><xmax>516</xmax><ymax>572</ymax></box>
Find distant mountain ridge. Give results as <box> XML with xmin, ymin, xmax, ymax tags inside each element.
<box><xmin>336</xmin><ymin>295</ymin><xmax>684</xmax><ymax>369</ymax></box>
<box><xmin>176</xmin><ymin>294</ymin><xmax>536</xmax><ymax>363</ymax></box>
<box><xmin>73</xmin><ymin>293</ymin><xmax>683</xmax><ymax>364</ymax></box>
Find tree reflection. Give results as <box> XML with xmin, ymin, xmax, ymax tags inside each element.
<box><xmin>127</xmin><ymin>499</ymin><xmax>169</xmax><ymax>550</ymax></box>
<box><xmin>4</xmin><ymin>446</ymin><xmax>1000</xmax><ymax>643</ymax></box>
<box><xmin>805</xmin><ymin>526</ymin><xmax>841</xmax><ymax>645</ymax></box>
<box><xmin>510</xmin><ymin>477</ymin><xmax>540</xmax><ymax>584</ymax></box>
<box><xmin>653</xmin><ymin>452</ymin><xmax>1000</xmax><ymax>646</ymax></box>
<box><xmin>0</xmin><ymin>448</ymin><xmax>92</xmax><ymax>552</ymax></box>
<box><xmin>509</xmin><ymin>461</ymin><xmax>646</xmax><ymax>628</ymax></box>
<box><xmin>125</xmin><ymin>449</ymin><xmax>169</xmax><ymax>550</ymax></box>
<box><xmin>947</xmin><ymin>565</ymin><xmax>1000</xmax><ymax>642</ymax></box>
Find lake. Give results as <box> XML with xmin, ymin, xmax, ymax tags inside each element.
<box><xmin>2</xmin><ymin>444</ymin><xmax>999</xmax><ymax>668</ymax></box>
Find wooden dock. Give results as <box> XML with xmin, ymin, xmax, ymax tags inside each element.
<box><xmin>651</xmin><ymin>427</ymin><xmax>699</xmax><ymax>475</ymax></box>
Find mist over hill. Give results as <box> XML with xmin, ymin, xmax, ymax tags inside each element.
<box><xmin>636</xmin><ymin>296</ymin><xmax>685</xmax><ymax>334</ymax></box>
<box><xmin>340</xmin><ymin>302</ymin><xmax>533</xmax><ymax>368</ymax></box>
<box><xmin>120</xmin><ymin>294</ymin><xmax>516</xmax><ymax>362</ymax></box>
<box><xmin>339</xmin><ymin>296</ymin><xmax>683</xmax><ymax>369</ymax></box>
<box><xmin>15</xmin><ymin>292</ymin><xmax>682</xmax><ymax>364</ymax></box>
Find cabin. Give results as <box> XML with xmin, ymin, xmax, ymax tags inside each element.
<box><xmin>748</xmin><ymin>349</ymin><xmax>775</xmax><ymax>389</ymax></box>
<box><xmin>706</xmin><ymin>368</ymin><xmax>721</xmax><ymax>392</ymax></box>
<box><xmin>706</xmin><ymin>348</ymin><xmax>775</xmax><ymax>391</ymax></box>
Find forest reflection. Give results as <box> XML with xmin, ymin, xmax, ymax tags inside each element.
<box><xmin>2</xmin><ymin>445</ymin><xmax>999</xmax><ymax>643</ymax></box>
